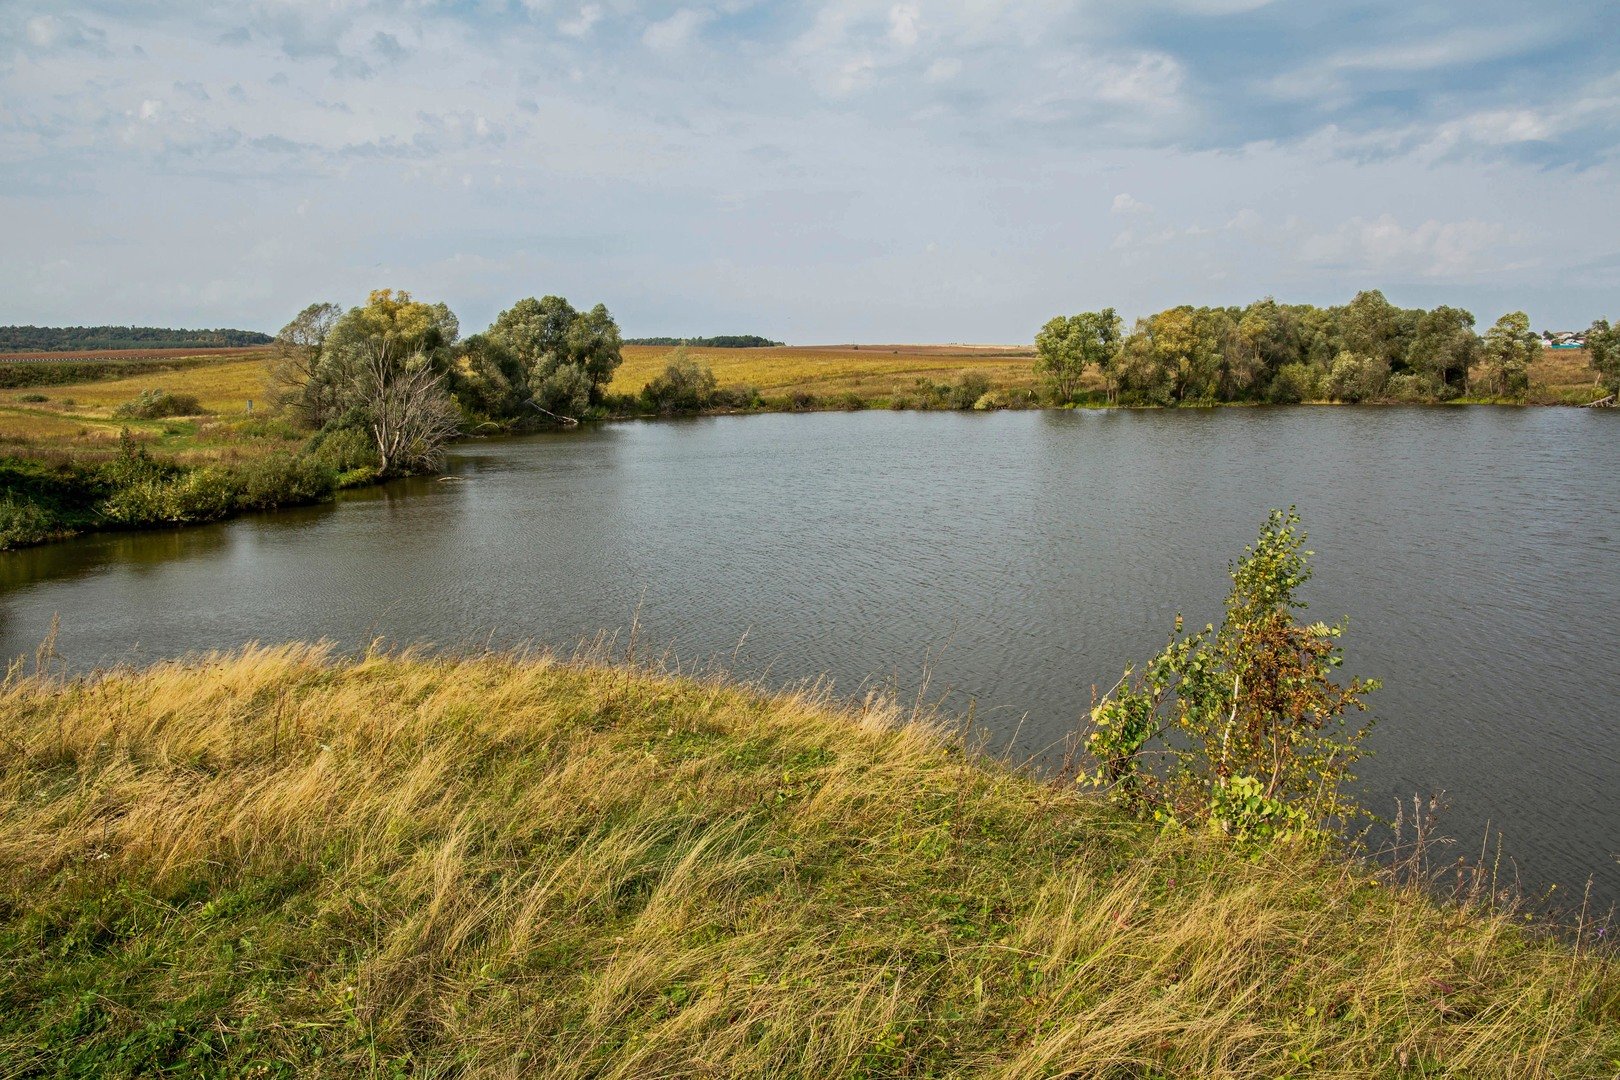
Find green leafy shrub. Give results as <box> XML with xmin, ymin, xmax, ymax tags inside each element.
<box><xmin>1083</xmin><ymin>509</ymin><xmax>1377</xmax><ymax>844</ymax></box>
<box><xmin>113</xmin><ymin>389</ymin><xmax>205</xmax><ymax>420</ymax></box>
<box><xmin>235</xmin><ymin>455</ymin><xmax>337</xmax><ymax>511</ymax></box>
<box><xmin>17</xmin><ymin>393</ymin><xmax>47</xmax><ymax>403</ymax></box>
<box><xmin>1267</xmin><ymin>363</ymin><xmax>1319</xmax><ymax>404</ymax></box>
<box><xmin>1382</xmin><ymin>373</ymin><xmax>1427</xmax><ymax>402</ymax></box>
<box><xmin>101</xmin><ymin>467</ymin><xmax>240</xmax><ymax>526</ymax></box>
<box><xmin>306</xmin><ymin>425</ymin><xmax>380</xmax><ymax>474</ymax></box>
<box><xmin>711</xmin><ymin>385</ymin><xmax>762</xmax><ymax>410</ymax></box>
<box><xmin>949</xmin><ymin>372</ymin><xmax>992</xmax><ymax>409</ymax></box>
<box><xmin>641</xmin><ymin>349</ymin><xmax>718</xmax><ymax>414</ymax></box>
<box><xmin>0</xmin><ymin>494</ymin><xmax>56</xmax><ymax>548</ymax></box>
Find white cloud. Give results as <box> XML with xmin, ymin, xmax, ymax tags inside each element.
<box><xmin>923</xmin><ymin>56</ymin><xmax>961</xmax><ymax>83</ymax></box>
<box><xmin>1297</xmin><ymin>214</ymin><xmax>1511</xmax><ymax>277</ymax></box>
<box><xmin>643</xmin><ymin>9</ymin><xmax>710</xmax><ymax>52</ymax></box>
<box><xmin>1111</xmin><ymin>192</ymin><xmax>1151</xmax><ymax>215</ymax></box>
<box><xmin>138</xmin><ymin>99</ymin><xmax>163</xmax><ymax>121</ymax></box>
<box><xmin>559</xmin><ymin>5</ymin><xmax>603</xmax><ymax>38</ymax></box>
<box><xmin>888</xmin><ymin>3</ymin><xmax>920</xmax><ymax>48</ymax></box>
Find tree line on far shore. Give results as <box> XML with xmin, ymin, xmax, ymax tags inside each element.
<box><xmin>0</xmin><ymin>325</ymin><xmax>272</xmax><ymax>353</ymax></box>
<box><xmin>1034</xmin><ymin>291</ymin><xmax>1620</xmax><ymax>406</ymax></box>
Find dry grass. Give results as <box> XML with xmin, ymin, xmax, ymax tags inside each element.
<box><xmin>0</xmin><ymin>357</ymin><xmax>301</xmax><ymax>466</ymax></box>
<box><xmin>1528</xmin><ymin>348</ymin><xmax>1604</xmax><ymax>404</ymax></box>
<box><xmin>612</xmin><ymin>344</ymin><xmax>1040</xmax><ymax>398</ymax></box>
<box><xmin>1</xmin><ymin>645</ymin><xmax>1614</xmax><ymax>1077</ymax></box>
<box><xmin>8</xmin><ymin>357</ymin><xmax>273</xmax><ymax>415</ymax></box>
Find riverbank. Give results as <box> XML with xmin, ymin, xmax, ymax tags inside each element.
<box><xmin>1</xmin><ymin>644</ymin><xmax>1613</xmax><ymax>1076</ymax></box>
<box><xmin>2</xmin><ymin>344</ymin><xmax>1608</xmax><ymax>551</ymax></box>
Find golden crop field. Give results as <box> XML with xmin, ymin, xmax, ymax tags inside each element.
<box><xmin>612</xmin><ymin>343</ymin><xmax>1038</xmax><ymax>397</ymax></box>
<box><xmin>0</xmin><ymin>355</ymin><xmax>292</xmax><ymax>464</ymax></box>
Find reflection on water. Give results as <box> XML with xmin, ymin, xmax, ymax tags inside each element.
<box><xmin>3</xmin><ymin>407</ymin><xmax>1619</xmax><ymax>900</ymax></box>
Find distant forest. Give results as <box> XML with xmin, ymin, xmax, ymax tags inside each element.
<box><xmin>0</xmin><ymin>326</ymin><xmax>274</xmax><ymax>352</ymax></box>
<box><xmin>624</xmin><ymin>335</ymin><xmax>784</xmax><ymax>348</ymax></box>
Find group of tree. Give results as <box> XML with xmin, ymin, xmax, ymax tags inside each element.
<box><xmin>0</xmin><ymin>326</ymin><xmax>272</xmax><ymax>352</ymax></box>
<box><xmin>1034</xmin><ymin>292</ymin><xmax>1614</xmax><ymax>405</ymax></box>
<box><xmin>623</xmin><ymin>335</ymin><xmax>783</xmax><ymax>348</ymax></box>
<box><xmin>270</xmin><ymin>290</ymin><xmax>624</xmax><ymax>476</ymax></box>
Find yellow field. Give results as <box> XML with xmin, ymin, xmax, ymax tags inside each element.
<box><xmin>0</xmin><ymin>356</ymin><xmax>293</xmax><ymax>464</ymax></box>
<box><xmin>612</xmin><ymin>343</ymin><xmax>1038</xmax><ymax>397</ymax></box>
<box><xmin>22</xmin><ymin>356</ymin><xmax>272</xmax><ymax>414</ymax></box>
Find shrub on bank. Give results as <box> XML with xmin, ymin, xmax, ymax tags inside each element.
<box><xmin>113</xmin><ymin>389</ymin><xmax>205</xmax><ymax>419</ymax></box>
<box><xmin>236</xmin><ymin>454</ymin><xmax>338</xmax><ymax>510</ymax></box>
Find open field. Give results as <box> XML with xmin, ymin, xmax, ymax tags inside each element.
<box><xmin>0</xmin><ymin>357</ymin><xmax>288</xmax><ymax>466</ymax></box>
<box><xmin>1526</xmin><ymin>347</ymin><xmax>1604</xmax><ymax>403</ymax></box>
<box><xmin>613</xmin><ymin>343</ymin><xmax>1039</xmax><ymax>399</ymax></box>
<box><xmin>0</xmin><ymin>644</ymin><xmax>1614</xmax><ymax>1076</ymax></box>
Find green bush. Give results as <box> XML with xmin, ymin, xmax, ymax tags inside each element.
<box><xmin>101</xmin><ymin>467</ymin><xmax>240</xmax><ymax>526</ymax></box>
<box><xmin>1267</xmin><ymin>363</ymin><xmax>1319</xmax><ymax>404</ymax></box>
<box><xmin>235</xmin><ymin>455</ymin><xmax>337</xmax><ymax>511</ymax></box>
<box><xmin>0</xmin><ymin>494</ymin><xmax>57</xmax><ymax>548</ymax></box>
<box><xmin>711</xmin><ymin>385</ymin><xmax>762</xmax><ymax>411</ymax></box>
<box><xmin>949</xmin><ymin>372</ymin><xmax>992</xmax><ymax>409</ymax></box>
<box><xmin>640</xmin><ymin>349</ymin><xmax>718</xmax><ymax>414</ymax></box>
<box><xmin>17</xmin><ymin>393</ymin><xmax>47</xmax><ymax>403</ymax></box>
<box><xmin>113</xmin><ymin>389</ymin><xmax>205</xmax><ymax>420</ymax></box>
<box><xmin>306</xmin><ymin>426</ymin><xmax>380</xmax><ymax>474</ymax></box>
<box><xmin>1383</xmin><ymin>373</ymin><xmax>1427</xmax><ymax>403</ymax></box>
<box><xmin>1083</xmin><ymin>510</ymin><xmax>1377</xmax><ymax>844</ymax></box>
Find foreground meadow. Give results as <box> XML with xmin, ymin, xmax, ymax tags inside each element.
<box><xmin>1</xmin><ymin>644</ymin><xmax>1614</xmax><ymax>1077</ymax></box>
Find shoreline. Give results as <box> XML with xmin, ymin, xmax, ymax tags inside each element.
<box><xmin>5</xmin><ymin>394</ymin><xmax>1613</xmax><ymax>553</ymax></box>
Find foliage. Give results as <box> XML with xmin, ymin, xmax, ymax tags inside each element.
<box><xmin>234</xmin><ymin>454</ymin><xmax>338</xmax><ymax>510</ymax></box>
<box><xmin>1587</xmin><ymin>318</ymin><xmax>1620</xmax><ymax>396</ymax></box>
<box><xmin>1267</xmin><ymin>362</ymin><xmax>1319</xmax><ymax>404</ymax></box>
<box><xmin>1084</xmin><ymin>510</ymin><xmax>1377</xmax><ymax>843</ymax></box>
<box><xmin>1041</xmin><ymin>292</ymin><xmax>1578</xmax><ymax>406</ymax></box>
<box><xmin>1325</xmin><ymin>350</ymin><xmax>1387</xmax><ymax>403</ymax></box>
<box><xmin>640</xmin><ymin>347</ymin><xmax>718</xmax><ymax>414</ymax></box>
<box><xmin>624</xmin><ymin>335</ymin><xmax>783</xmax><ymax>347</ymax></box>
<box><xmin>269</xmin><ymin>301</ymin><xmax>342</xmax><ymax>426</ymax></box>
<box><xmin>111</xmin><ymin>389</ymin><xmax>205</xmax><ymax>420</ymax></box>
<box><xmin>0</xmin><ymin>325</ymin><xmax>271</xmax><ymax>352</ymax></box>
<box><xmin>1035</xmin><ymin>309</ymin><xmax>1121</xmax><ymax>402</ymax></box>
<box><xmin>0</xmin><ymin>646</ymin><xmax>1612</xmax><ymax>1077</ymax></box>
<box><xmin>487</xmin><ymin>295</ymin><xmax>623</xmax><ymax>416</ymax></box>
<box><xmin>1479</xmin><ymin>312</ymin><xmax>1538</xmax><ymax>398</ymax></box>
<box><xmin>1407</xmin><ymin>305</ymin><xmax>1478</xmax><ymax>395</ymax></box>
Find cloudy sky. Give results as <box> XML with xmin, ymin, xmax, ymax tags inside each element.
<box><xmin>3</xmin><ymin>1</ymin><xmax>1616</xmax><ymax>342</ymax></box>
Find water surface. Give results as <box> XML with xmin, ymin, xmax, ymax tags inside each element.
<box><xmin>4</xmin><ymin>408</ymin><xmax>1617</xmax><ymax>900</ymax></box>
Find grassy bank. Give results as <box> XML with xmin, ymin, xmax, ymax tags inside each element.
<box><xmin>0</xmin><ymin>345</ymin><xmax>1608</xmax><ymax>549</ymax></box>
<box><xmin>1</xmin><ymin>645</ymin><xmax>1614</xmax><ymax>1077</ymax></box>
<box><xmin>0</xmin><ymin>359</ymin><xmax>376</xmax><ymax>549</ymax></box>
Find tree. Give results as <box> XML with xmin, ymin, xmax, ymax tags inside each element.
<box><xmin>359</xmin><ymin>340</ymin><xmax>460</xmax><ymax>475</ymax></box>
<box><xmin>1340</xmin><ymin>290</ymin><xmax>1420</xmax><ymax>373</ymax></box>
<box><xmin>1083</xmin><ymin>510</ymin><xmax>1377</xmax><ymax>842</ymax></box>
<box><xmin>285</xmin><ymin>290</ymin><xmax>463</xmax><ymax>473</ymax></box>
<box><xmin>1325</xmin><ymin>350</ymin><xmax>1387</xmax><ymax>403</ymax></box>
<box><xmin>1407</xmin><ymin>305</ymin><xmax>1479</xmax><ymax>395</ymax></box>
<box><xmin>1587</xmin><ymin>319</ymin><xmax>1620</xmax><ymax>398</ymax></box>
<box><xmin>1479</xmin><ymin>312</ymin><xmax>1538</xmax><ymax>398</ymax></box>
<box><xmin>1034</xmin><ymin>309</ymin><xmax>1121</xmax><ymax>402</ymax></box>
<box><xmin>489</xmin><ymin>296</ymin><xmax>623</xmax><ymax>418</ymax></box>
<box><xmin>269</xmin><ymin>302</ymin><xmax>341</xmax><ymax>426</ymax></box>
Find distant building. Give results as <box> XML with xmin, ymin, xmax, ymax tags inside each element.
<box><xmin>1542</xmin><ymin>330</ymin><xmax>1588</xmax><ymax>348</ymax></box>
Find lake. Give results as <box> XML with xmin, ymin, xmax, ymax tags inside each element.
<box><xmin>4</xmin><ymin>407</ymin><xmax>1618</xmax><ymax>902</ymax></box>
